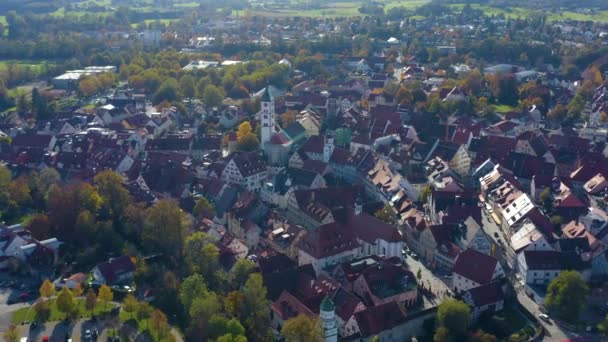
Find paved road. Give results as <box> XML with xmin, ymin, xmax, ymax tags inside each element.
<box><xmin>404</xmin><ymin>253</ymin><xmax>452</xmax><ymax>308</ymax></box>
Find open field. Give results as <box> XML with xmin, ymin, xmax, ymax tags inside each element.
<box><xmin>242</xmin><ymin>0</ymin><xmax>430</xmax><ymax>18</ymax></box>
<box><xmin>449</xmin><ymin>4</ymin><xmax>608</xmax><ymax>22</ymax></box>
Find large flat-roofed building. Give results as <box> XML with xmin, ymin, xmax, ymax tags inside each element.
<box><xmin>52</xmin><ymin>66</ymin><xmax>117</xmax><ymax>90</ymax></box>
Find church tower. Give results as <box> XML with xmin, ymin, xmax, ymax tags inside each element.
<box><xmin>320</xmin><ymin>296</ymin><xmax>338</xmax><ymax>342</ymax></box>
<box><xmin>323</xmin><ymin>134</ymin><xmax>334</xmax><ymax>163</ymax></box>
<box><xmin>260</xmin><ymin>86</ymin><xmax>275</xmax><ymax>147</ymax></box>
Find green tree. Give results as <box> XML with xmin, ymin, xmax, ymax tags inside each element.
<box><xmin>180</xmin><ymin>274</ymin><xmax>209</xmax><ymax>313</ymax></box>
<box><xmin>98</xmin><ymin>284</ymin><xmax>114</xmax><ymax>310</ymax></box>
<box><xmin>123</xmin><ymin>294</ymin><xmax>138</xmax><ymax>320</ymax></box>
<box><xmin>3</xmin><ymin>324</ymin><xmax>18</xmax><ymax>342</ymax></box>
<box><xmin>143</xmin><ymin>200</ymin><xmax>187</xmax><ymax>264</ymax></box>
<box><xmin>242</xmin><ymin>273</ymin><xmax>271</xmax><ymax>341</ymax></box>
<box><xmin>208</xmin><ymin>315</ymin><xmax>246</xmax><ymax>339</ymax></box>
<box><xmin>85</xmin><ymin>288</ymin><xmax>97</xmax><ymax>316</ymax></box>
<box><xmin>153</xmin><ymin>78</ymin><xmax>181</xmax><ymax>104</ymax></box>
<box><xmin>539</xmin><ymin>187</ymin><xmax>553</xmax><ymax>213</ymax></box>
<box><xmin>179</xmin><ymin>74</ymin><xmax>197</xmax><ymax>99</ymax></box>
<box><xmin>190</xmin><ymin>291</ymin><xmax>222</xmax><ymax>323</ymax></box>
<box><xmin>598</xmin><ymin>313</ymin><xmax>608</xmax><ymax>336</ymax></box>
<box><xmin>217</xmin><ymin>334</ymin><xmax>247</xmax><ymax>342</ymax></box>
<box><xmin>545</xmin><ymin>271</ymin><xmax>589</xmax><ymax>321</ymax></box>
<box><xmin>136</xmin><ymin>302</ymin><xmax>154</xmax><ymax>328</ymax></box>
<box><xmin>33</xmin><ymin>300</ymin><xmax>51</xmax><ymax>322</ymax></box>
<box><xmin>281</xmin><ymin>314</ymin><xmax>323</xmax><ymax>342</ymax></box>
<box><xmin>202</xmin><ymin>84</ymin><xmax>226</xmax><ymax>108</ymax></box>
<box><xmin>374</xmin><ymin>203</ymin><xmax>394</xmax><ymax>224</ymax></box>
<box><xmin>94</xmin><ymin>170</ymin><xmax>131</xmax><ymax>220</ymax></box>
<box><xmin>433</xmin><ymin>327</ymin><xmax>450</xmax><ymax>342</ymax></box>
<box><xmin>184</xmin><ymin>232</ymin><xmax>219</xmax><ymax>278</ymax></box>
<box><xmin>437</xmin><ymin>299</ymin><xmax>471</xmax><ymax>337</ymax></box>
<box><xmin>231</xmin><ymin>258</ymin><xmax>256</xmax><ymax>289</ymax></box>
<box><xmin>39</xmin><ymin>279</ymin><xmax>55</xmax><ymax>300</ymax></box>
<box><xmin>56</xmin><ymin>287</ymin><xmax>75</xmax><ymax>319</ymax></box>
<box><xmin>193</xmin><ymin>196</ymin><xmax>215</xmax><ymax>218</ymax></box>
<box><xmin>419</xmin><ymin>185</ymin><xmax>432</xmax><ymax>204</ymax></box>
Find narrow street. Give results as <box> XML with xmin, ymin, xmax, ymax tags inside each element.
<box><xmin>404</xmin><ymin>253</ymin><xmax>452</xmax><ymax>308</ymax></box>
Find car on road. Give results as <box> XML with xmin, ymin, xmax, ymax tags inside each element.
<box><xmin>538</xmin><ymin>313</ymin><xmax>551</xmax><ymax>323</ymax></box>
<box><xmin>84</xmin><ymin>330</ymin><xmax>92</xmax><ymax>340</ymax></box>
<box><xmin>410</xmin><ymin>252</ymin><xmax>419</xmax><ymax>260</ymax></box>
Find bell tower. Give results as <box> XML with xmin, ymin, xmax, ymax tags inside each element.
<box><xmin>260</xmin><ymin>86</ymin><xmax>275</xmax><ymax>147</ymax></box>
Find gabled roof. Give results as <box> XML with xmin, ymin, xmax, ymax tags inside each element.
<box><xmin>94</xmin><ymin>255</ymin><xmax>135</xmax><ymax>284</ymax></box>
<box><xmin>354</xmin><ymin>301</ymin><xmax>407</xmax><ymax>337</ymax></box>
<box><xmin>464</xmin><ymin>282</ymin><xmax>504</xmax><ymax>308</ymax></box>
<box><xmin>453</xmin><ymin>249</ymin><xmax>499</xmax><ymax>285</ymax></box>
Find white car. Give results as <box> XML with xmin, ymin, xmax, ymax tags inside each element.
<box><xmin>538</xmin><ymin>313</ymin><xmax>550</xmax><ymax>323</ymax></box>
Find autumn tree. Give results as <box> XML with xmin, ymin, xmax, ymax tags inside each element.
<box><xmin>33</xmin><ymin>300</ymin><xmax>51</xmax><ymax>322</ymax></box>
<box><xmin>151</xmin><ymin>309</ymin><xmax>170</xmax><ymax>339</ymax></box>
<box><xmin>547</xmin><ymin>104</ymin><xmax>567</xmax><ymax>122</ymax></box>
<box><xmin>39</xmin><ymin>279</ymin><xmax>55</xmax><ymax>300</ymax></box>
<box><xmin>545</xmin><ymin>271</ymin><xmax>589</xmax><ymax>321</ymax></box>
<box><xmin>281</xmin><ymin>110</ymin><xmax>298</xmax><ymax>128</ymax></box>
<box><xmin>123</xmin><ymin>294</ymin><xmax>138</xmax><ymax>320</ymax></box>
<box><xmin>136</xmin><ymin>302</ymin><xmax>154</xmax><ymax>328</ymax></box>
<box><xmin>281</xmin><ymin>315</ymin><xmax>323</xmax><ymax>342</ymax></box>
<box><xmin>237</xmin><ymin>121</ymin><xmax>253</xmax><ymax>141</ymax></box>
<box><xmin>72</xmin><ymin>283</ymin><xmax>83</xmax><ymax>298</ymax></box>
<box><xmin>237</xmin><ymin>133</ymin><xmax>259</xmax><ymax>152</ymax></box>
<box><xmin>3</xmin><ymin>324</ymin><xmax>18</xmax><ymax>342</ymax></box>
<box><xmin>85</xmin><ymin>288</ymin><xmax>97</xmax><ymax>316</ymax></box>
<box><xmin>98</xmin><ymin>284</ymin><xmax>114</xmax><ymax>310</ymax></box>
<box><xmin>56</xmin><ymin>287</ymin><xmax>75</xmax><ymax>319</ymax></box>
<box><xmin>27</xmin><ymin>213</ymin><xmax>51</xmax><ymax>240</ymax></box>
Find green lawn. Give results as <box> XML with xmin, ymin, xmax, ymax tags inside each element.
<box><xmin>493</xmin><ymin>104</ymin><xmax>518</xmax><ymax>113</ymax></box>
<box><xmin>0</xmin><ymin>16</ymin><xmax>6</xmax><ymax>26</ymax></box>
<box><xmin>12</xmin><ymin>299</ymin><xmax>117</xmax><ymax>324</ymax></box>
<box><xmin>241</xmin><ymin>0</ymin><xmax>429</xmax><ymax>18</ymax></box>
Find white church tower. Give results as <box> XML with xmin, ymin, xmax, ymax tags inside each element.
<box><xmin>323</xmin><ymin>134</ymin><xmax>334</xmax><ymax>163</ymax></box>
<box><xmin>260</xmin><ymin>86</ymin><xmax>275</xmax><ymax>147</ymax></box>
<box><xmin>320</xmin><ymin>296</ymin><xmax>338</xmax><ymax>342</ymax></box>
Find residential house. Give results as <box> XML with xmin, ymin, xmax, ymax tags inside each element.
<box><xmin>452</xmin><ymin>249</ymin><xmax>504</xmax><ymax>294</ymax></box>
<box><xmin>221</xmin><ymin>152</ymin><xmax>268</xmax><ymax>192</ymax></box>
<box><xmin>92</xmin><ymin>255</ymin><xmax>136</xmax><ymax>286</ymax></box>
<box><xmin>462</xmin><ymin>282</ymin><xmax>505</xmax><ymax>320</ymax></box>
<box><xmin>517</xmin><ymin>250</ymin><xmax>590</xmax><ymax>286</ymax></box>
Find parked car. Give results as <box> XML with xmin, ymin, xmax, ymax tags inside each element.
<box><xmin>84</xmin><ymin>330</ymin><xmax>92</xmax><ymax>340</ymax></box>
<box><xmin>538</xmin><ymin>313</ymin><xmax>551</xmax><ymax>323</ymax></box>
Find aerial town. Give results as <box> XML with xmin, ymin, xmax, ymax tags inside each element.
<box><xmin>0</xmin><ymin>0</ymin><xmax>608</xmax><ymax>341</ymax></box>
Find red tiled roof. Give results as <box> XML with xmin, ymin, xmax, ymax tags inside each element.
<box><xmin>354</xmin><ymin>301</ymin><xmax>407</xmax><ymax>337</ymax></box>
<box><xmin>466</xmin><ymin>282</ymin><xmax>504</xmax><ymax>307</ymax></box>
<box><xmin>453</xmin><ymin>249</ymin><xmax>499</xmax><ymax>285</ymax></box>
